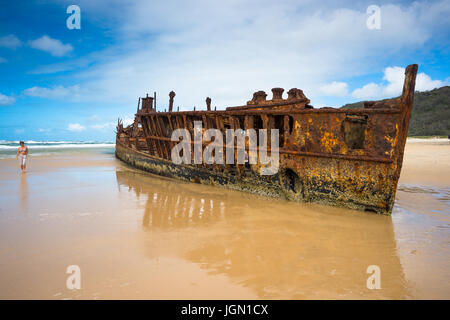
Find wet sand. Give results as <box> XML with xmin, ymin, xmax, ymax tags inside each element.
<box><xmin>0</xmin><ymin>140</ymin><xmax>448</xmax><ymax>299</ymax></box>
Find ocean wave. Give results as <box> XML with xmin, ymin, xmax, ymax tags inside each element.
<box><xmin>0</xmin><ymin>141</ymin><xmax>115</xmax><ymax>149</ymax></box>
<box><xmin>407</xmin><ymin>138</ymin><xmax>449</xmax><ymax>143</ymax></box>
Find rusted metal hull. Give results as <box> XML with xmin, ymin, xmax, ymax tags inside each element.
<box><xmin>115</xmin><ymin>64</ymin><xmax>418</xmax><ymax>214</ymax></box>
<box><xmin>116</xmin><ymin>141</ymin><xmax>284</xmax><ymax>198</ymax></box>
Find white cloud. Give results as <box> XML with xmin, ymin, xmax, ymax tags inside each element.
<box><xmin>0</xmin><ymin>34</ymin><xmax>22</xmax><ymax>49</ymax></box>
<box><xmin>352</xmin><ymin>83</ymin><xmax>383</xmax><ymax>100</ymax></box>
<box><xmin>57</xmin><ymin>0</ymin><xmax>449</xmax><ymax>108</ymax></box>
<box><xmin>122</xmin><ymin>116</ymin><xmax>135</xmax><ymax>127</ymax></box>
<box><xmin>0</xmin><ymin>93</ymin><xmax>16</xmax><ymax>106</ymax></box>
<box><xmin>383</xmin><ymin>66</ymin><xmax>444</xmax><ymax>96</ymax></box>
<box><xmin>382</xmin><ymin>66</ymin><xmax>406</xmax><ymax>96</ymax></box>
<box><xmin>319</xmin><ymin>81</ymin><xmax>348</xmax><ymax>97</ymax></box>
<box><xmin>23</xmin><ymin>85</ymin><xmax>80</xmax><ymax>99</ymax></box>
<box><xmin>29</xmin><ymin>35</ymin><xmax>73</xmax><ymax>57</ymax></box>
<box><xmin>85</xmin><ymin>115</ymin><xmax>116</xmax><ymax>130</ymax></box>
<box><xmin>0</xmin><ymin>57</ymin><xmax>7</xmax><ymax>63</ymax></box>
<box><xmin>416</xmin><ymin>73</ymin><xmax>444</xmax><ymax>92</ymax></box>
<box><xmin>67</xmin><ymin>123</ymin><xmax>86</xmax><ymax>132</ymax></box>
<box><xmin>22</xmin><ymin>1</ymin><xmax>450</xmax><ymax>109</ymax></box>
<box><xmin>38</xmin><ymin>128</ymin><xmax>51</xmax><ymax>133</ymax></box>
<box><xmin>90</xmin><ymin>123</ymin><xmax>115</xmax><ymax>130</ymax></box>
<box><xmin>352</xmin><ymin>66</ymin><xmax>446</xmax><ymax>100</ymax></box>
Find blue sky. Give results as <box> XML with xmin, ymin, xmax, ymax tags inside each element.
<box><xmin>0</xmin><ymin>0</ymin><xmax>449</xmax><ymax>142</ymax></box>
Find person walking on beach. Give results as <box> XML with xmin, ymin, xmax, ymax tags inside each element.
<box><xmin>16</xmin><ymin>141</ymin><xmax>28</xmax><ymax>173</ymax></box>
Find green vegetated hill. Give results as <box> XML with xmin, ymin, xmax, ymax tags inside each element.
<box><xmin>341</xmin><ymin>86</ymin><xmax>450</xmax><ymax>136</ymax></box>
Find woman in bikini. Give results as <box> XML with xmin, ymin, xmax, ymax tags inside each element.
<box><xmin>16</xmin><ymin>141</ymin><xmax>28</xmax><ymax>173</ymax></box>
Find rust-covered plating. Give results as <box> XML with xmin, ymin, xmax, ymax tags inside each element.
<box><xmin>116</xmin><ymin>64</ymin><xmax>418</xmax><ymax>214</ymax></box>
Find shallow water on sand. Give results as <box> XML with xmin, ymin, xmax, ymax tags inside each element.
<box><xmin>0</xmin><ymin>141</ymin><xmax>448</xmax><ymax>299</ymax></box>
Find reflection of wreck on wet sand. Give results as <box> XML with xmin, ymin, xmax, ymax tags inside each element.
<box><xmin>116</xmin><ymin>170</ymin><xmax>232</xmax><ymax>229</ymax></box>
<box><xmin>116</xmin><ymin>169</ymin><xmax>411</xmax><ymax>299</ymax></box>
<box><xmin>116</xmin><ymin>65</ymin><xmax>418</xmax><ymax>214</ymax></box>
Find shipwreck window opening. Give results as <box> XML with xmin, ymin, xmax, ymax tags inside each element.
<box><xmin>224</xmin><ymin>117</ymin><xmax>231</xmax><ymax>130</ymax></box>
<box><xmin>274</xmin><ymin>115</ymin><xmax>284</xmax><ymax>147</ymax></box>
<box><xmin>254</xmin><ymin>116</ymin><xmax>263</xmax><ymax>130</ymax></box>
<box><xmin>253</xmin><ymin>116</ymin><xmax>263</xmax><ymax>146</ymax></box>
<box><xmin>160</xmin><ymin>117</ymin><xmax>170</xmax><ymax>136</ymax></box>
<box><xmin>343</xmin><ymin>114</ymin><xmax>368</xmax><ymax>150</ymax></box>
<box><xmin>283</xmin><ymin>168</ymin><xmax>301</xmax><ymax>193</ymax></box>
<box><xmin>236</xmin><ymin>116</ymin><xmax>244</xmax><ymax>129</ymax></box>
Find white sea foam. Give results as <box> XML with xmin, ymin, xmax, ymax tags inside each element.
<box><xmin>0</xmin><ymin>141</ymin><xmax>115</xmax><ymax>159</ymax></box>
<box><xmin>0</xmin><ymin>141</ymin><xmax>115</xmax><ymax>149</ymax></box>
<box><xmin>407</xmin><ymin>138</ymin><xmax>449</xmax><ymax>144</ymax></box>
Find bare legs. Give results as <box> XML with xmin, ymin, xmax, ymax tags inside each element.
<box><xmin>20</xmin><ymin>157</ymin><xmax>26</xmax><ymax>173</ymax></box>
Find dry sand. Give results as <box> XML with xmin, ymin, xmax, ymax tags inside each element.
<box><xmin>0</xmin><ymin>139</ymin><xmax>448</xmax><ymax>299</ymax></box>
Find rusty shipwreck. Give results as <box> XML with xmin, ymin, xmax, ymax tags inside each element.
<box><xmin>116</xmin><ymin>64</ymin><xmax>418</xmax><ymax>214</ymax></box>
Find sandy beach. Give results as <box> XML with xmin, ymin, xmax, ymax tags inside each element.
<box><xmin>0</xmin><ymin>139</ymin><xmax>448</xmax><ymax>299</ymax></box>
